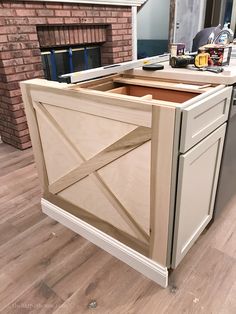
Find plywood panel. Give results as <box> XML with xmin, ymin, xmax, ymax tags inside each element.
<box><xmin>59</xmin><ymin>176</ymin><xmax>140</xmax><ymax>240</ymax></box>
<box><xmin>33</xmin><ymin>97</ymin><xmax>151</xmax><ymax>243</ymax></box>
<box><xmin>35</xmin><ymin>105</ymin><xmax>82</xmax><ymax>184</ymax></box>
<box><xmin>128</xmin><ymin>85</ymin><xmax>197</xmax><ymax>103</ymax></box>
<box><xmin>44</xmin><ymin>104</ymin><xmax>137</xmax><ymax>159</ymax></box>
<box><xmin>98</xmin><ymin>141</ymin><xmax>151</xmax><ymax>235</ymax></box>
<box><xmin>49</xmin><ymin>126</ymin><xmax>151</xmax><ymax>195</ymax></box>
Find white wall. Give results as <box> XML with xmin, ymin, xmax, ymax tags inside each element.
<box><xmin>174</xmin><ymin>0</ymin><xmax>207</xmax><ymax>51</ymax></box>
<box><xmin>137</xmin><ymin>0</ymin><xmax>170</xmax><ymax>40</ymax></box>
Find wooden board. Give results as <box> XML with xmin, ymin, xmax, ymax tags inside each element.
<box><xmin>126</xmin><ymin>85</ymin><xmax>198</xmax><ymax>103</ymax></box>
<box><xmin>113</xmin><ymin>77</ymin><xmax>214</xmax><ymax>93</ymax></box>
<box><xmin>149</xmin><ymin>106</ymin><xmax>176</xmax><ymax>266</ymax></box>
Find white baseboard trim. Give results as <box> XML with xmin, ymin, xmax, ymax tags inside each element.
<box><xmin>41</xmin><ymin>198</ymin><xmax>168</xmax><ymax>288</ymax></box>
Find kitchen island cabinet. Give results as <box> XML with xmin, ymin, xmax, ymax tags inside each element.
<box><xmin>20</xmin><ymin>68</ymin><xmax>232</xmax><ymax>287</ymax></box>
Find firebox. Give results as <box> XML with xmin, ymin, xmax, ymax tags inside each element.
<box><xmin>41</xmin><ymin>45</ymin><xmax>101</xmax><ymax>81</ymax></box>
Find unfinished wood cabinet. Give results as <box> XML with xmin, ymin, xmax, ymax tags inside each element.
<box><xmin>20</xmin><ymin>72</ymin><xmax>232</xmax><ymax>287</ymax></box>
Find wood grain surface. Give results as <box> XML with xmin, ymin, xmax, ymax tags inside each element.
<box><xmin>0</xmin><ymin>142</ymin><xmax>235</xmax><ymax>313</ymax></box>
<box><xmin>32</xmin><ymin>100</ymin><xmax>151</xmax><ymax>244</ymax></box>
<box><xmin>48</xmin><ymin>126</ymin><xmax>151</xmax><ymax>195</ymax></box>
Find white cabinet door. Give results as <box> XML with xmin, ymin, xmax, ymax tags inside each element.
<box><xmin>172</xmin><ymin>123</ymin><xmax>226</xmax><ymax>268</ymax></box>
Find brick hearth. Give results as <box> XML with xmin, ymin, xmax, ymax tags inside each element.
<box><xmin>0</xmin><ymin>1</ymin><xmax>132</xmax><ymax>149</ymax></box>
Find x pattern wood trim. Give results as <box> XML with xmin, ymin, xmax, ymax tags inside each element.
<box><xmin>33</xmin><ymin>102</ymin><xmax>151</xmax><ymax>242</ymax></box>
<box><xmin>49</xmin><ymin>125</ymin><xmax>151</xmax><ymax>194</ymax></box>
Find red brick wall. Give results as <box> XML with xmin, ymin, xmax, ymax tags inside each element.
<box><xmin>0</xmin><ymin>1</ymin><xmax>132</xmax><ymax>149</ymax></box>
<box><xmin>37</xmin><ymin>25</ymin><xmax>107</xmax><ymax>47</ymax></box>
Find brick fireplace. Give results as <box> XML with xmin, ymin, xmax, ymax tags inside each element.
<box><xmin>0</xmin><ymin>0</ymin><xmax>134</xmax><ymax>149</ymax></box>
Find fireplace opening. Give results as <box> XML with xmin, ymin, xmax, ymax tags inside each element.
<box><xmin>41</xmin><ymin>45</ymin><xmax>101</xmax><ymax>81</ymax></box>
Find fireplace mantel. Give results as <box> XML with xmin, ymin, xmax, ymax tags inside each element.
<box><xmin>19</xmin><ymin>0</ymin><xmax>146</xmax><ymax>6</ymax></box>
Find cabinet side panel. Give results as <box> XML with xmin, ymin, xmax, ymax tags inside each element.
<box><xmin>21</xmin><ymin>80</ymin><xmax>153</xmax><ymax>254</ymax></box>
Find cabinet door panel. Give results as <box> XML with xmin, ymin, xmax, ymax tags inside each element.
<box><xmin>172</xmin><ymin>123</ymin><xmax>226</xmax><ymax>268</ymax></box>
<box><xmin>180</xmin><ymin>87</ymin><xmax>231</xmax><ymax>153</ymax></box>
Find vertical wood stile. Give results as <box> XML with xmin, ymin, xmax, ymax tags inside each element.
<box><xmin>20</xmin><ymin>82</ymin><xmax>49</xmax><ymax>193</ymax></box>
<box><xmin>149</xmin><ymin>105</ymin><xmax>176</xmax><ymax>266</ymax></box>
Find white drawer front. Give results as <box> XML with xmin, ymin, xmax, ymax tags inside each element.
<box><xmin>180</xmin><ymin>87</ymin><xmax>232</xmax><ymax>153</ymax></box>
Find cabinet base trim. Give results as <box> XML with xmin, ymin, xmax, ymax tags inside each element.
<box><xmin>41</xmin><ymin>198</ymin><xmax>168</xmax><ymax>288</ymax></box>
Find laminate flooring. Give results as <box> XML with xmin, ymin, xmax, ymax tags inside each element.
<box><xmin>0</xmin><ymin>142</ymin><xmax>235</xmax><ymax>314</ymax></box>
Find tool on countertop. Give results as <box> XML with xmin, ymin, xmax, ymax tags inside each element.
<box><xmin>199</xmin><ymin>66</ymin><xmax>224</xmax><ymax>73</ymax></box>
<box><xmin>60</xmin><ymin>54</ymin><xmax>169</xmax><ymax>83</ymax></box>
<box><xmin>196</xmin><ymin>44</ymin><xmax>232</xmax><ymax>66</ymax></box>
<box><xmin>142</xmin><ymin>63</ymin><xmax>164</xmax><ymax>71</ymax></box>
<box><xmin>194</xmin><ymin>52</ymin><xmax>209</xmax><ymax>68</ymax></box>
<box><xmin>170</xmin><ymin>55</ymin><xmax>193</xmax><ymax>68</ymax></box>
<box><xmin>191</xmin><ymin>24</ymin><xmax>233</xmax><ymax>74</ymax></box>
<box><xmin>170</xmin><ymin>43</ymin><xmax>185</xmax><ymax>57</ymax></box>
<box><xmin>189</xmin><ymin>65</ymin><xmax>224</xmax><ymax>74</ymax></box>
<box><xmin>169</xmin><ymin>43</ymin><xmax>194</xmax><ymax>68</ymax></box>
<box><xmin>214</xmin><ymin>22</ymin><xmax>234</xmax><ymax>45</ymax></box>
<box><xmin>193</xmin><ymin>43</ymin><xmax>231</xmax><ymax>73</ymax></box>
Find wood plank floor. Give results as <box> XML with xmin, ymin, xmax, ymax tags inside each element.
<box><xmin>0</xmin><ymin>142</ymin><xmax>235</xmax><ymax>314</ymax></box>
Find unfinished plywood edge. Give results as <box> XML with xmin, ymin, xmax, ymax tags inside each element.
<box><xmin>106</xmin><ymin>86</ymin><xmax>128</xmax><ymax>94</ymax></box>
<box><xmin>141</xmin><ymin>94</ymin><xmax>153</xmax><ymax>100</ymax></box>
<box><xmin>41</xmin><ymin>198</ymin><xmax>168</xmax><ymax>288</ymax></box>
<box><xmin>67</xmin><ymin>83</ymin><xmax>179</xmax><ymax>108</ymax></box>
<box><xmin>113</xmin><ymin>77</ymin><xmax>212</xmax><ymax>94</ymax></box>
<box><xmin>74</xmin><ymin>74</ymin><xmax>119</xmax><ymax>89</ymax></box>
